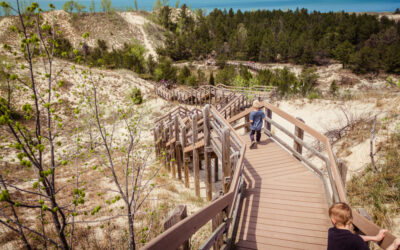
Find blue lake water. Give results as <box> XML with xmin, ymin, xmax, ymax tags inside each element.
<box><xmin>28</xmin><ymin>0</ymin><xmax>400</xmax><ymax>13</ymax></box>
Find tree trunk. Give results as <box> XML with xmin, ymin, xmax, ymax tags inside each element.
<box><xmin>128</xmin><ymin>207</ymin><xmax>136</xmax><ymax>250</ymax></box>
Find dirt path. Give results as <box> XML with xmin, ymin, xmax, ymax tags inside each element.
<box><xmin>118</xmin><ymin>12</ymin><xmax>157</xmax><ymax>58</ymax></box>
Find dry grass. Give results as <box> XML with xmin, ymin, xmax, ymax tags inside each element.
<box><xmin>347</xmin><ymin>126</ymin><xmax>400</xmax><ymax>230</ymax></box>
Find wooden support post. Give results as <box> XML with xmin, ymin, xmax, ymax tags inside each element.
<box><xmin>337</xmin><ymin>159</ymin><xmax>348</xmax><ymax>187</ymax></box>
<box><xmin>203</xmin><ymin>105</ymin><xmax>212</xmax><ymax>201</ymax></box>
<box><xmin>174</xmin><ymin>117</ymin><xmax>181</xmax><ymax>180</ymax></box>
<box><xmin>245</xmin><ymin>114</ymin><xmax>250</xmax><ymax>133</ymax></box>
<box><xmin>266</xmin><ymin>108</ymin><xmax>272</xmax><ymax>132</ymax></box>
<box><xmin>293</xmin><ymin>117</ymin><xmax>305</xmax><ymax>160</ymax></box>
<box><xmin>222</xmin><ymin>128</ymin><xmax>231</xmax><ymax>193</ymax></box>
<box><xmin>192</xmin><ymin>114</ymin><xmax>200</xmax><ymax>197</ymax></box>
<box><xmin>163</xmin><ymin>205</ymin><xmax>189</xmax><ymax>250</ymax></box>
<box><xmin>165</xmin><ymin>127</ymin><xmax>171</xmax><ymax>172</ymax></box>
<box><xmin>214</xmin><ymin>156</ymin><xmax>219</xmax><ymax>182</ymax></box>
<box><xmin>169</xmin><ymin>123</ymin><xmax>175</xmax><ymax>176</ymax></box>
<box><xmin>181</xmin><ymin>128</ymin><xmax>189</xmax><ymax>187</ymax></box>
<box><xmin>211</xmin><ymin>198</ymin><xmax>225</xmax><ymax>250</ymax></box>
<box><xmin>161</xmin><ymin>123</ymin><xmax>167</xmax><ymax>170</ymax></box>
<box><xmin>199</xmin><ymin>157</ymin><xmax>203</xmax><ymax>170</ymax></box>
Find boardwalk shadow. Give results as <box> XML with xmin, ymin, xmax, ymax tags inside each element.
<box><xmin>235</xmin><ymin>138</ymin><xmax>272</xmax><ymax>248</ymax></box>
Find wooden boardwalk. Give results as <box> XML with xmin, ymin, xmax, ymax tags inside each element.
<box><xmin>147</xmin><ymin>99</ymin><xmax>398</xmax><ymax>250</ymax></box>
<box><xmin>236</xmin><ymin>135</ymin><xmax>331</xmax><ymax>250</ymax></box>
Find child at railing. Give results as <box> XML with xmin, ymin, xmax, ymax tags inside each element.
<box><xmin>249</xmin><ymin>100</ymin><xmax>265</xmax><ymax>149</ymax></box>
<box><xmin>328</xmin><ymin>202</ymin><xmax>400</xmax><ymax>250</ymax></box>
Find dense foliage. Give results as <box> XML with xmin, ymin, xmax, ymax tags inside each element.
<box><xmin>158</xmin><ymin>7</ymin><xmax>400</xmax><ymax>74</ymax></box>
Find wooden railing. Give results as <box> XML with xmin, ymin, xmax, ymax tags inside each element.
<box><xmin>154</xmin><ymin>83</ymin><xmax>273</xmax><ymax>106</ymax></box>
<box><xmin>147</xmin><ymin>104</ymin><xmax>246</xmax><ymax>250</ymax></box>
<box><xmin>150</xmin><ymin>96</ymin><xmax>397</xmax><ymax>249</ymax></box>
<box><xmin>227</xmin><ymin>100</ymin><xmax>397</xmax><ymax>249</ymax></box>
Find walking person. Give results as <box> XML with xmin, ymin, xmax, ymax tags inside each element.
<box><xmin>249</xmin><ymin>100</ymin><xmax>265</xmax><ymax>149</ymax></box>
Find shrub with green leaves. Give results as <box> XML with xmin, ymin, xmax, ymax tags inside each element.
<box><xmin>130</xmin><ymin>87</ymin><xmax>143</xmax><ymax>105</ymax></box>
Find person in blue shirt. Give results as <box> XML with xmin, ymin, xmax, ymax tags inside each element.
<box><xmin>249</xmin><ymin>100</ymin><xmax>266</xmax><ymax>149</ymax></box>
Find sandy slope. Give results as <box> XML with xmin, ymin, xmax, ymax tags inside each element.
<box><xmin>118</xmin><ymin>12</ymin><xmax>158</xmax><ymax>58</ymax></box>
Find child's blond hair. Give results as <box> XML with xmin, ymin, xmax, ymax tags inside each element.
<box><xmin>329</xmin><ymin>202</ymin><xmax>353</xmax><ymax>227</ymax></box>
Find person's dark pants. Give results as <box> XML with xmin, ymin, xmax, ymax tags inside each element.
<box><xmin>250</xmin><ymin>130</ymin><xmax>261</xmax><ymax>142</ymax></box>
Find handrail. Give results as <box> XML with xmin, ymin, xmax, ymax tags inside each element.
<box><xmin>142</xmin><ymin>192</ymin><xmax>234</xmax><ymax>250</ymax></box>
<box><xmin>151</xmin><ymin>95</ymin><xmax>397</xmax><ymax>249</ymax></box>
<box><xmin>147</xmin><ymin>103</ymin><xmax>246</xmax><ymax>250</ymax></box>
<box><xmin>154</xmin><ymin>82</ymin><xmax>273</xmax><ymax>106</ymax></box>
<box><xmin>259</xmin><ymin>100</ymin><xmax>397</xmax><ymax>249</ymax></box>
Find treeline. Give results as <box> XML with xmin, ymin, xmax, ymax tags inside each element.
<box><xmin>157</xmin><ymin>6</ymin><xmax>400</xmax><ymax>74</ymax></box>
<box><xmin>54</xmin><ymin>33</ymin><xmax>318</xmax><ymax>97</ymax></box>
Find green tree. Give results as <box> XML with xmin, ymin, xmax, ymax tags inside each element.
<box><xmin>0</xmin><ymin>0</ymin><xmax>11</xmax><ymax>16</ymax></box>
<box><xmin>329</xmin><ymin>80</ymin><xmax>338</xmax><ymax>96</ymax></box>
<box><xmin>298</xmin><ymin>67</ymin><xmax>319</xmax><ymax>96</ymax></box>
<box><xmin>185</xmin><ymin>75</ymin><xmax>197</xmax><ymax>86</ymax></box>
<box><xmin>154</xmin><ymin>57</ymin><xmax>177</xmax><ymax>81</ymax></box>
<box><xmin>197</xmin><ymin>69</ymin><xmax>206</xmax><ymax>84</ymax></box>
<box><xmin>334</xmin><ymin>40</ymin><xmax>355</xmax><ymax>68</ymax></box>
<box><xmin>349</xmin><ymin>47</ymin><xmax>380</xmax><ymax>74</ymax></box>
<box><xmin>215</xmin><ymin>65</ymin><xmax>236</xmax><ymax>85</ymax></box>
<box><xmin>63</xmin><ymin>0</ymin><xmax>75</xmax><ymax>13</ymax></box>
<box><xmin>89</xmin><ymin>0</ymin><xmax>95</xmax><ymax>12</ymax></box>
<box><xmin>101</xmin><ymin>0</ymin><xmax>112</xmax><ymax>12</ymax></box>
<box><xmin>0</xmin><ymin>1</ymin><xmax>73</xmax><ymax>248</ymax></box>
<box><xmin>134</xmin><ymin>0</ymin><xmax>138</xmax><ymax>11</ymax></box>
<box><xmin>146</xmin><ymin>54</ymin><xmax>156</xmax><ymax>74</ymax></box>
<box><xmin>177</xmin><ymin>65</ymin><xmax>191</xmax><ymax>84</ymax></box>
<box><xmin>75</xmin><ymin>1</ymin><xmax>86</xmax><ymax>13</ymax></box>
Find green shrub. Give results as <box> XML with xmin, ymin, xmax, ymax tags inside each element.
<box><xmin>153</xmin><ymin>57</ymin><xmax>177</xmax><ymax>82</ymax></box>
<box><xmin>329</xmin><ymin>80</ymin><xmax>338</xmax><ymax>96</ymax></box>
<box><xmin>129</xmin><ymin>88</ymin><xmax>143</xmax><ymax>105</ymax></box>
<box><xmin>185</xmin><ymin>75</ymin><xmax>198</xmax><ymax>87</ymax></box>
<box><xmin>177</xmin><ymin>66</ymin><xmax>191</xmax><ymax>85</ymax></box>
<box><xmin>307</xmin><ymin>91</ymin><xmax>320</xmax><ymax>100</ymax></box>
<box><xmin>216</xmin><ymin>65</ymin><xmax>236</xmax><ymax>85</ymax></box>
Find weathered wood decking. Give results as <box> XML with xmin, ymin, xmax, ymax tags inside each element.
<box><xmin>236</xmin><ymin>135</ymin><xmax>331</xmax><ymax>250</ymax></box>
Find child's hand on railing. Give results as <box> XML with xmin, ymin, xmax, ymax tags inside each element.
<box><xmin>386</xmin><ymin>238</ymin><xmax>400</xmax><ymax>250</ymax></box>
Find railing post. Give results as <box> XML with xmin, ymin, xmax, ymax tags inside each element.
<box><xmin>245</xmin><ymin>114</ymin><xmax>250</xmax><ymax>133</ymax></box>
<box><xmin>214</xmin><ymin>155</ymin><xmax>219</xmax><ymax>182</ymax></box>
<box><xmin>266</xmin><ymin>107</ymin><xmax>272</xmax><ymax>132</ymax></box>
<box><xmin>337</xmin><ymin>159</ymin><xmax>348</xmax><ymax>187</ymax></box>
<box><xmin>163</xmin><ymin>205</ymin><xmax>189</xmax><ymax>250</ymax></box>
<box><xmin>222</xmin><ymin>128</ymin><xmax>231</xmax><ymax>194</ymax></box>
<box><xmin>175</xmin><ymin>116</ymin><xmax>182</xmax><ymax>180</ymax></box>
<box><xmin>293</xmin><ymin>117</ymin><xmax>305</xmax><ymax>160</ymax></box>
<box><xmin>161</xmin><ymin>122</ymin><xmax>167</xmax><ymax>170</ymax></box>
<box><xmin>169</xmin><ymin>123</ymin><xmax>174</xmax><ymax>175</ymax></box>
<box><xmin>192</xmin><ymin>114</ymin><xmax>200</xmax><ymax>197</ymax></box>
<box><xmin>181</xmin><ymin>127</ymin><xmax>189</xmax><ymax>188</ymax></box>
<box><xmin>203</xmin><ymin>105</ymin><xmax>212</xmax><ymax>201</ymax></box>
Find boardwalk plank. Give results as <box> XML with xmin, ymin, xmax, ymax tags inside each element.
<box><xmin>235</xmin><ymin>135</ymin><xmax>330</xmax><ymax>249</ymax></box>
